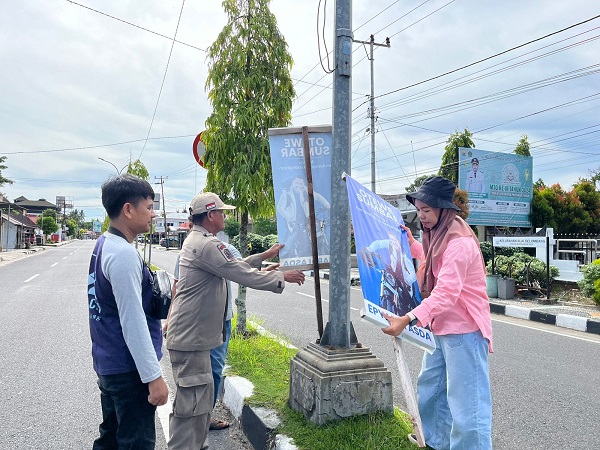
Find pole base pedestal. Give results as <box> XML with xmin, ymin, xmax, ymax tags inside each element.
<box><xmin>289</xmin><ymin>342</ymin><xmax>393</xmax><ymax>425</ymax></box>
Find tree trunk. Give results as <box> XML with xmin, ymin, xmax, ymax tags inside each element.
<box><xmin>236</xmin><ymin>210</ymin><xmax>249</xmax><ymax>335</ymax></box>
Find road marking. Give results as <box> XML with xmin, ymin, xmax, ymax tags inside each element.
<box><xmin>51</xmin><ymin>263</ymin><xmax>58</xmax><ymax>267</ymax></box>
<box><xmin>62</xmin><ymin>256</ymin><xmax>68</xmax><ymax>260</ymax></box>
<box><xmin>492</xmin><ymin>317</ymin><xmax>600</xmax><ymax>344</ymax></box>
<box><xmin>24</xmin><ymin>274</ymin><xmax>39</xmax><ymax>282</ymax></box>
<box><xmin>297</xmin><ymin>292</ymin><xmax>359</xmax><ymax>311</ymax></box>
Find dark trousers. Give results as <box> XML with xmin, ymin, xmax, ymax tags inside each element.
<box><xmin>93</xmin><ymin>371</ymin><xmax>157</xmax><ymax>450</ymax></box>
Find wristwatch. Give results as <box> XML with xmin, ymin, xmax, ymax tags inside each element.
<box><xmin>406</xmin><ymin>311</ymin><xmax>418</xmax><ymax>327</ymax></box>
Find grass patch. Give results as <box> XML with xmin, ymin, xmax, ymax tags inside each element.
<box><xmin>226</xmin><ymin>316</ymin><xmax>415</xmax><ymax>450</ymax></box>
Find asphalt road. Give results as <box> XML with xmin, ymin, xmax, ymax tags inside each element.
<box><xmin>242</xmin><ymin>272</ymin><xmax>600</xmax><ymax>450</ymax></box>
<box><xmin>0</xmin><ymin>241</ymin><xmax>250</xmax><ymax>450</ymax></box>
<box><xmin>148</xmin><ymin>244</ymin><xmax>600</xmax><ymax>449</ymax></box>
<box><xmin>2</xmin><ymin>242</ymin><xmax>598</xmax><ymax>449</ymax></box>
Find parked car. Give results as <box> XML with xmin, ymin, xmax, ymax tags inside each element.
<box><xmin>159</xmin><ymin>237</ymin><xmax>179</xmax><ymax>248</ymax></box>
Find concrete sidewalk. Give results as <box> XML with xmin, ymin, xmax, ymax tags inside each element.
<box><xmin>0</xmin><ymin>241</ymin><xmax>74</xmax><ymax>263</ymax></box>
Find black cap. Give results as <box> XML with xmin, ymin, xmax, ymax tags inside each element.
<box><xmin>406</xmin><ymin>176</ymin><xmax>460</xmax><ymax>211</ymax></box>
<box><xmin>471</xmin><ymin>157</ymin><xmax>479</xmax><ymax>164</ymax></box>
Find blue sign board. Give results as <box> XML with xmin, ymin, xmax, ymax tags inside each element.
<box><xmin>268</xmin><ymin>126</ymin><xmax>332</xmax><ymax>270</ymax></box>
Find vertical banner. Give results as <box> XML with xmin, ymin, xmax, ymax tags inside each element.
<box><xmin>268</xmin><ymin>126</ymin><xmax>332</xmax><ymax>270</ymax></box>
<box><xmin>345</xmin><ymin>174</ymin><xmax>435</xmax><ymax>353</ymax></box>
<box><xmin>458</xmin><ymin>147</ymin><xmax>533</xmax><ymax>227</ymax></box>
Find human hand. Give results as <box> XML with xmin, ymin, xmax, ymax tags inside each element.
<box><xmin>162</xmin><ymin>321</ymin><xmax>169</xmax><ymax>338</ymax></box>
<box><xmin>148</xmin><ymin>376</ymin><xmax>169</xmax><ymax>406</ymax></box>
<box><xmin>263</xmin><ymin>243</ymin><xmax>284</xmax><ymax>260</ymax></box>
<box><xmin>398</xmin><ymin>224</ymin><xmax>415</xmax><ymax>245</ymax></box>
<box><xmin>264</xmin><ymin>263</ymin><xmax>280</xmax><ymax>272</ymax></box>
<box><xmin>381</xmin><ymin>312</ymin><xmax>411</xmax><ymax>337</ymax></box>
<box><xmin>283</xmin><ymin>270</ymin><xmax>305</xmax><ymax>285</ymax></box>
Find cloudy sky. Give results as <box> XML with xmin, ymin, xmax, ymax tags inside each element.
<box><xmin>1</xmin><ymin>0</ymin><xmax>599</xmax><ymax>221</ymax></box>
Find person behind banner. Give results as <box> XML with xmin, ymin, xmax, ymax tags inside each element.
<box><xmin>276</xmin><ymin>175</ymin><xmax>330</xmax><ymax>258</ymax></box>
<box><xmin>381</xmin><ymin>176</ymin><xmax>493</xmax><ymax>450</ymax></box>
<box><xmin>466</xmin><ymin>157</ymin><xmax>486</xmax><ymax>193</ymax></box>
<box><xmin>358</xmin><ymin>231</ymin><xmax>419</xmax><ymax>317</ymax></box>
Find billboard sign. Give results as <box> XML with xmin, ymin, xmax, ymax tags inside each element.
<box><xmin>268</xmin><ymin>126</ymin><xmax>332</xmax><ymax>270</ymax></box>
<box><xmin>458</xmin><ymin>148</ymin><xmax>533</xmax><ymax>227</ymax></box>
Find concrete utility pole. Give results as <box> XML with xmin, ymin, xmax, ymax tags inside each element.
<box><xmin>155</xmin><ymin>176</ymin><xmax>169</xmax><ymax>250</ymax></box>
<box><xmin>288</xmin><ymin>0</ymin><xmax>393</xmax><ymax>426</ymax></box>
<box><xmin>353</xmin><ymin>34</ymin><xmax>390</xmax><ymax>193</ymax></box>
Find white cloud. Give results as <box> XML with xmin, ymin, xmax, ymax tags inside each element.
<box><xmin>1</xmin><ymin>0</ymin><xmax>599</xmax><ymax>221</ymax></box>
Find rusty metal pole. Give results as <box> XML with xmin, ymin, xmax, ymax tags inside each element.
<box><xmin>302</xmin><ymin>126</ymin><xmax>324</xmax><ymax>339</ymax></box>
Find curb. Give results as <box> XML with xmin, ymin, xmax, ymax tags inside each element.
<box><xmin>489</xmin><ymin>301</ymin><xmax>600</xmax><ymax>335</ymax></box>
<box><xmin>222</xmin><ymin>376</ymin><xmax>297</xmax><ymax>450</ymax></box>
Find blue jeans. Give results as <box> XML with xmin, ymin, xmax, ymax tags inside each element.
<box><xmin>93</xmin><ymin>371</ymin><xmax>156</xmax><ymax>450</ymax></box>
<box><xmin>210</xmin><ymin>319</ymin><xmax>232</xmax><ymax>406</ymax></box>
<box><xmin>417</xmin><ymin>331</ymin><xmax>492</xmax><ymax>450</ymax></box>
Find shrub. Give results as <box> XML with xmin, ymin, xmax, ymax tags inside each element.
<box><xmin>479</xmin><ymin>241</ymin><xmax>524</xmax><ymax>266</ymax></box>
<box><xmin>486</xmin><ymin>252</ymin><xmax>558</xmax><ymax>288</ymax></box>
<box><xmin>578</xmin><ymin>259</ymin><xmax>600</xmax><ymax>304</ymax></box>
<box><xmin>231</xmin><ymin>233</ymin><xmax>277</xmax><ymax>256</ymax></box>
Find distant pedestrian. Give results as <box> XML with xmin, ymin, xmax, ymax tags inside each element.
<box><xmin>382</xmin><ymin>176</ymin><xmax>493</xmax><ymax>450</ymax></box>
<box><xmin>166</xmin><ymin>192</ymin><xmax>305</xmax><ymax>450</ymax></box>
<box><xmin>87</xmin><ymin>174</ymin><xmax>169</xmax><ymax>449</ymax></box>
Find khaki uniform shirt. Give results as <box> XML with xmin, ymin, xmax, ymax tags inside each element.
<box><xmin>166</xmin><ymin>225</ymin><xmax>285</xmax><ymax>352</ymax></box>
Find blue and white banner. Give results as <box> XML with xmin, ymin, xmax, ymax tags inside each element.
<box><xmin>268</xmin><ymin>126</ymin><xmax>332</xmax><ymax>270</ymax></box>
<box><xmin>345</xmin><ymin>174</ymin><xmax>435</xmax><ymax>353</ymax></box>
<box><xmin>458</xmin><ymin>148</ymin><xmax>533</xmax><ymax>227</ymax></box>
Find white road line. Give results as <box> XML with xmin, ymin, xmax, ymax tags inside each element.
<box><xmin>491</xmin><ymin>317</ymin><xmax>600</xmax><ymax>344</ymax></box>
<box><xmin>24</xmin><ymin>274</ymin><xmax>39</xmax><ymax>283</ymax></box>
<box><xmin>297</xmin><ymin>292</ymin><xmax>359</xmax><ymax>311</ymax></box>
<box><xmin>62</xmin><ymin>256</ymin><xmax>68</xmax><ymax>260</ymax></box>
<box><xmin>51</xmin><ymin>263</ymin><xmax>58</xmax><ymax>267</ymax></box>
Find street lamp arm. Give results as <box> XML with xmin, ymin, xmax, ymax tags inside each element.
<box><xmin>98</xmin><ymin>157</ymin><xmax>128</xmax><ymax>174</ymax></box>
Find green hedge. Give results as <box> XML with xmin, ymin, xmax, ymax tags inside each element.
<box><xmin>578</xmin><ymin>259</ymin><xmax>600</xmax><ymax>305</ymax></box>
<box><xmin>486</xmin><ymin>252</ymin><xmax>558</xmax><ymax>288</ymax></box>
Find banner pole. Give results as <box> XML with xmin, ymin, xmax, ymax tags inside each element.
<box><xmin>302</xmin><ymin>126</ymin><xmax>324</xmax><ymax>339</ymax></box>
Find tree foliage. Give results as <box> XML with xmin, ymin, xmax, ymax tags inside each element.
<box><xmin>438</xmin><ymin>129</ymin><xmax>475</xmax><ymax>184</ymax></box>
<box><xmin>203</xmin><ymin>0</ymin><xmax>294</xmax><ymax>333</ymax></box>
<box><xmin>37</xmin><ymin>216</ymin><xmax>59</xmax><ymax>236</ymax></box>
<box><xmin>0</xmin><ymin>156</ymin><xmax>13</xmax><ymax>188</ymax></box>
<box><xmin>253</xmin><ymin>216</ymin><xmax>277</xmax><ymax>236</ymax></box>
<box><xmin>531</xmin><ymin>179</ymin><xmax>600</xmax><ymax>235</ymax></box>
<box><xmin>405</xmin><ymin>174</ymin><xmax>436</xmax><ymax>193</ymax></box>
<box><xmin>203</xmin><ymin>0</ymin><xmax>294</xmax><ymax>221</ymax></box>
<box><xmin>514</xmin><ymin>134</ymin><xmax>531</xmax><ymax>156</ymax></box>
<box><xmin>126</xmin><ymin>159</ymin><xmax>150</xmax><ymax>181</ymax></box>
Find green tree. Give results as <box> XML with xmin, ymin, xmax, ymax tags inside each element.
<box><xmin>203</xmin><ymin>0</ymin><xmax>295</xmax><ymax>333</ymax></box>
<box><xmin>405</xmin><ymin>174</ymin><xmax>436</xmax><ymax>193</ymax></box>
<box><xmin>37</xmin><ymin>216</ymin><xmax>59</xmax><ymax>236</ymax></box>
<box><xmin>438</xmin><ymin>129</ymin><xmax>475</xmax><ymax>184</ymax></box>
<box><xmin>224</xmin><ymin>217</ymin><xmax>241</xmax><ymax>239</ymax></box>
<box><xmin>0</xmin><ymin>156</ymin><xmax>13</xmax><ymax>188</ymax></box>
<box><xmin>514</xmin><ymin>134</ymin><xmax>531</xmax><ymax>156</ymax></box>
<box><xmin>253</xmin><ymin>216</ymin><xmax>277</xmax><ymax>236</ymax></box>
<box><xmin>65</xmin><ymin>218</ymin><xmax>78</xmax><ymax>237</ymax></box>
<box><xmin>126</xmin><ymin>159</ymin><xmax>150</xmax><ymax>181</ymax></box>
<box><xmin>530</xmin><ymin>185</ymin><xmax>556</xmax><ymax>229</ymax></box>
<box><xmin>41</xmin><ymin>208</ymin><xmax>58</xmax><ymax>220</ymax></box>
<box><xmin>572</xmin><ymin>179</ymin><xmax>600</xmax><ymax>235</ymax></box>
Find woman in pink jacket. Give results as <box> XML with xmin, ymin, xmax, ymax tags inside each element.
<box><xmin>382</xmin><ymin>176</ymin><xmax>493</xmax><ymax>450</ymax></box>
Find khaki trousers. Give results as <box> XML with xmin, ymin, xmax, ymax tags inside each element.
<box><xmin>168</xmin><ymin>350</ymin><xmax>213</xmax><ymax>450</ymax></box>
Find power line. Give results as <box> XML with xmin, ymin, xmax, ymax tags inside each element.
<box><xmin>3</xmin><ymin>135</ymin><xmax>195</xmax><ymax>155</ymax></box>
<box><xmin>372</xmin><ymin>14</ymin><xmax>600</xmax><ymax>101</ymax></box>
<box><xmin>65</xmin><ymin>0</ymin><xmax>206</xmax><ymax>52</ymax></box>
<box><xmin>138</xmin><ymin>0</ymin><xmax>186</xmax><ymax>159</ymax></box>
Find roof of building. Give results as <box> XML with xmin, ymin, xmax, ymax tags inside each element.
<box><xmin>13</xmin><ymin>197</ymin><xmax>58</xmax><ymax>210</ymax></box>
